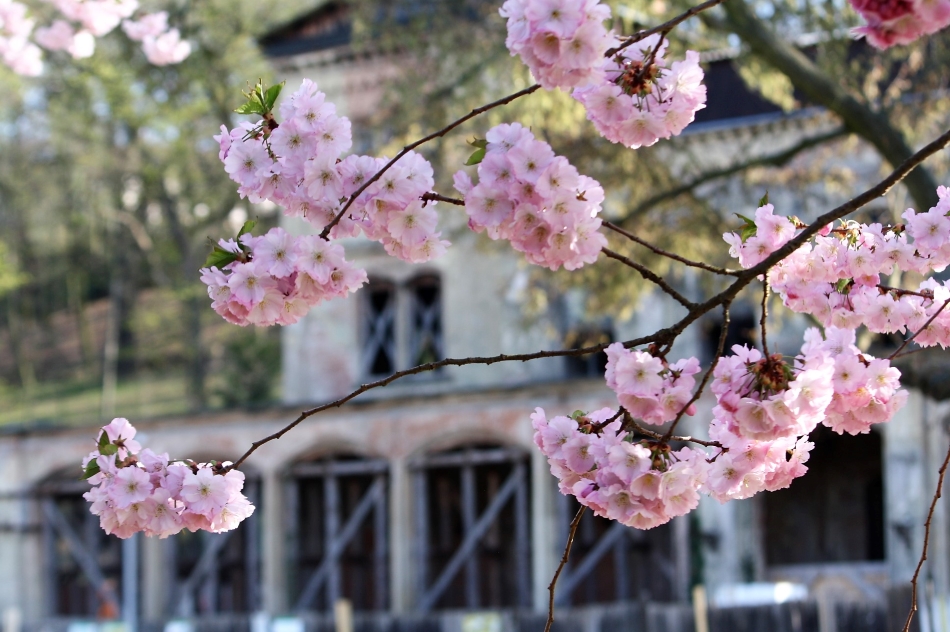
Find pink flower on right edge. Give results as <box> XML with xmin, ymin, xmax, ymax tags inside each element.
<box><xmin>850</xmin><ymin>0</ymin><xmax>950</xmax><ymax>48</ymax></box>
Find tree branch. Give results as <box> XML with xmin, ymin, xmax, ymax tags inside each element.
<box><xmin>546</xmin><ymin>505</ymin><xmax>586</xmax><ymax>632</ymax></box>
<box><xmin>903</xmin><ymin>440</ymin><xmax>950</xmax><ymax>632</ymax></box>
<box><xmin>602</xmin><ymin>247</ymin><xmax>696</xmax><ymax>309</ymax></box>
<box><xmin>711</xmin><ymin>0</ymin><xmax>939</xmax><ymax>210</ymax></box>
<box><xmin>617</xmin><ymin>126</ymin><xmax>848</xmax><ymax>223</ymax></box>
<box><xmin>603</xmin><ymin>220</ymin><xmax>739</xmax><ymax>276</ymax></box>
<box><xmin>230</xmin><ymin>125</ymin><xmax>950</xmax><ymax>470</ymax></box>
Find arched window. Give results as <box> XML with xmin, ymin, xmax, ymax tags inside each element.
<box><xmin>167</xmin><ymin>474</ymin><xmax>262</xmax><ymax>616</ymax></box>
<box><xmin>553</xmin><ymin>494</ymin><xmax>677</xmax><ymax>604</ymax></box>
<box><xmin>409</xmin><ymin>444</ymin><xmax>530</xmax><ymax>611</ymax></box>
<box><xmin>764</xmin><ymin>425</ymin><xmax>884</xmax><ymax>565</ymax></box>
<box><xmin>38</xmin><ymin>473</ymin><xmax>124</xmax><ymax>618</ymax></box>
<box><xmin>288</xmin><ymin>454</ymin><xmax>389</xmax><ymax>612</ymax></box>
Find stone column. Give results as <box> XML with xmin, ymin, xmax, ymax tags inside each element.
<box><xmin>261</xmin><ymin>468</ymin><xmax>286</xmax><ymax>614</ymax></box>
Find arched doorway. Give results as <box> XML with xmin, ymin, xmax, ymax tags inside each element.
<box><xmin>409</xmin><ymin>443</ymin><xmax>531</xmax><ymax>612</ymax></box>
<box><xmin>764</xmin><ymin>425</ymin><xmax>885</xmax><ymax>565</ymax></box>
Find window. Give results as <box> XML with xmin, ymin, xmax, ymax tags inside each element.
<box><xmin>361</xmin><ymin>280</ymin><xmax>397</xmax><ymax>377</ymax></box>
<box><xmin>289</xmin><ymin>455</ymin><xmax>389</xmax><ymax>612</ymax></box>
<box><xmin>410</xmin><ymin>445</ymin><xmax>531</xmax><ymax>611</ymax></box>
<box><xmin>168</xmin><ymin>476</ymin><xmax>261</xmax><ymax>615</ymax></box>
<box><xmin>409</xmin><ymin>275</ymin><xmax>443</xmax><ymax>366</ymax></box>
<box><xmin>39</xmin><ymin>477</ymin><xmax>123</xmax><ymax>618</ymax></box>
<box><xmin>764</xmin><ymin>425</ymin><xmax>884</xmax><ymax>565</ymax></box>
<box><xmin>564</xmin><ymin>325</ymin><xmax>612</xmax><ymax>378</ymax></box>
<box><xmin>361</xmin><ymin>274</ymin><xmax>443</xmax><ymax>377</ymax></box>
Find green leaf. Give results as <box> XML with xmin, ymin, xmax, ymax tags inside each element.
<box><xmin>234</xmin><ymin>100</ymin><xmax>265</xmax><ymax>115</ymax></box>
<box><xmin>263</xmin><ymin>82</ymin><xmax>285</xmax><ymax>111</ymax></box>
<box><xmin>81</xmin><ymin>460</ymin><xmax>100</xmax><ymax>481</ymax></box>
<box><xmin>835</xmin><ymin>278</ymin><xmax>852</xmax><ymax>293</ymax></box>
<box><xmin>237</xmin><ymin>220</ymin><xmax>256</xmax><ymax>239</ymax></box>
<box><xmin>203</xmin><ymin>247</ymin><xmax>240</xmax><ymax>269</ymax></box>
<box><xmin>100</xmin><ymin>443</ymin><xmax>118</xmax><ymax>456</ymax></box>
<box><xmin>468</xmin><ymin>137</ymin><xmax>488</xmax><ymax>149</ymax></box>
<box><xmin>570</xmin><ymin>410</ymin><xmax>587</xmax><ymax>420</ymax></box>
<box><xmin>465</xmin><ymin>147</ymin><xmax>486</xmax><ymax>166</ymax></box>
<box><xmin>735</xmin><ymin>213</ymin><xmax>757</xmax><ymax>242</ymax></box>
<box><xmin>758</xmin><ymin>191</ymin><xmax>769</xmax><ymax>207</ymax></box>
<box><xmin>98</xmin><ymin>430</ymin><xmax>110</xmax><ymax>450</ymax></box>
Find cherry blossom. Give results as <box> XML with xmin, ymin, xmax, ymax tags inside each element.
<box><xmin>82</xmin><ymin>418</ymin><xmax>254</xmax><ymax>539</ymax></box>
<box><xmin>455</xmin><ymin>123</ymin><xmax>607</xmax><ymax>270</ymax></box>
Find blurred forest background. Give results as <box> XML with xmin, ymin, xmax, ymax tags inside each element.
<box><xmin>4</xmin><ymin>0</ymin><xmax>950</xmax><ymax>428</ymax></box>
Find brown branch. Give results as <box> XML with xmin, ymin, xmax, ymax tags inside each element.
<box><xmin>903</xmin><ymin>440</ymin><xmax>950</xmax><ymax>632</ymax></box>
<box><xmin>229</xmin><ymin>340</ymin><xmax>658</xmax><ymax>470</ymax></box>
<box><xmin>624</xmin><ymin>411</ymin><xmax>723</xmax><ymax>449</ymax></box>
<box><xmin>760</xmin><ymin>280</ymin><xmax>770</xmax><ymax>357</ymax></box>
<box><xmin>231</xmin><ymin>127</ymin><xmax>950</xmax><ymax>471</ymax></box>
<box><xmin>421</xmin><ymin>192</ymin><xmax>464</xmax><ymax>206</ymax></box>
<box><xmin>319</xmin><ymin>84</ymin><xmax>542</xmax><ymax>238</ymax></box>
<box><xmin>603</xmin><ymin>221</ymin><xmax>739</xmax><ymax>276</ymax></box>
<box><xmin>653</xmin><ymin>126</ymin><xmax>950</xmax><ymax>350</ymax></box>
<box><xmin>602</xmin><ymin>247</ymin><xmax>695</xmax><ymax>309</ymax></box>
<box><xmin>663</xmin><ymin>302</ymin><xmax>731</xmax><ymax>441</ymax></box>
<box><xmin>619</xmin><ymin>126</ymin><xmax>848</xmax><ymax>226</ymax></box>
<box><xmin>546</xmin><ymin>505</ymin><xmax>586</xmax><ymax>632</ymax></box>
<box><xmin>320</xmin><ymin>0</ymin><xmax>728</xmax><ymax>240</ymax></box>
<box><xmin>890</xmin><ymin>298</ymin><xmax>950</xmax><ymax>360</ymax></box>
<box><xmin>606</xmin><ymin>0</ymin><xmax>726</xmax><ymax>57</ymax></box>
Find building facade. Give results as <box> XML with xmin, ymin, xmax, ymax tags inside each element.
<box><xmin>0</xmin><ymin>3</ymin><xmax>949</xmax><ymax>631</ymax></box>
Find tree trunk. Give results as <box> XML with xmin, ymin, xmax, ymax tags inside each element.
<box><xmin>713</xmin><ymin>0</ymin><xmax>939</xmax><ymax>211</ymax></box>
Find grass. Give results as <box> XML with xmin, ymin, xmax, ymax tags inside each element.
<box><xmin>0</xmin><ymin>373</ymin><xmax>192</xmax><ymax>429</ymax></box>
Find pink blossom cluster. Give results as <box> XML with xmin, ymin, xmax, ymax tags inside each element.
<box><xmin>121</xmin><ymin>11</ymin><xmax>190</xmax><ymax>65</ymax></box>
<box><xmin>704</xmin><ymin>422</ymin><xmax>814</xmax><ymax>502</ymax></box>
<box><xmin>217</xmin><ymin>79</ymin><xmax>450</xmax><ymax>264</ymax></box>
<box><xmin>800</xmin><ymin>327</ymin><xmax>907</xmax><ymax>434</ymax></box>
<box><xmin>453</xmin><ymin>123</ymin><xmax>607</xmax><ymax>270</ymax></box>
<box><xmin>199</xmin><ymin>227</ymin><xmax>367</xmax><ymax>327</ymax></box>
<box><xmin>726</xmin><ymin>191</ymin><xmax>950</xmax><ymax>346</ymax></box>
<box><xmin>532</xmin><ymin>407</ymin><xmax>708</xmax><ymax>529</ymax></box>
<box><xmin>710</xmin><ymin>344</ymin><xmax>834</xmax><ymax>444</ymax></box>
<box><xmin>0</xmin><ymin>0</ymin><xmax>42</xmax><ymax>75</ymax></box>
<box><xmin>849</xmin><ymin>0</ymin><xmax>950</xmax><ymax>49</ymax></box>
<box><xmin>573</xmin><ymin>35</ymin><xmax>706</xmax><ymax>149</ymax></box>
<box><xmin>604</xmin><ymin>342</ymin><xmax>700</xmax><ymax>425</ymax></box>
<box><xmin>499</xmin><ymin>0</ymin><xmax>612</xmax><ymax>90</ymax></box>
<box><xmin>1</xmin><ymin>0</ymin><xmax>188</xmax><ymax>73</ymax></box>
<box><xmin>82</xmin><ymin>418</ymin><xmax>254</xmax><ymax>539</ymax></box>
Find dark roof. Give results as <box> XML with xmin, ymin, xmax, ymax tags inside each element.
<box><xmin>259</xmin><ymin>8</ymin><xmax>790</xmax><ymax>123</ymax></box>
<box><xmin>259</xmin><ymin>2</ymin><xmax>353</xmax><ymax>58</ymax></box>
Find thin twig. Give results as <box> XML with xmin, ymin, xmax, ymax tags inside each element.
<box><xmin>602</xmin><ymin>247</ymin><xmax>695</xmax><ymax>309</ymax></box>
<box><xmin>231</xmin><ymin>127</ymin><xmax>950</xmax><ymax>470</ymax></box>
<box><xmin>606</xmin><ymin>0</ymin><xmax>726</xmax><ymax>57</ymax></box>
<box><xmin>903</xmin><ymin>440</ymin><xmax>950</xmax><ymax>632</ymax></box>
<box><xmin>603</xmin><ymin>221</ymin><xmax>739</xmax><ymax>276</ymax></box>
<box><xmin>546</xmin><ymin>505</ymin><xmax>586</xmax><ymax>632</ymax></box>
<box><xmin>624</xmin><ymin>411</ymin><xmax>723</xmax><ymax>448</ymax></box>
<box><xmin>319</xmin><ymin>84</ymin><xmax>542</xmax><ymax>238</ymax></box>
<box><xmin>890</xmin><ymin>298</ymin><xmax>950</xmax><ymax>360</ymax></box>
<box><xmin>421</xmin><ymin>192</ymin><xmax>464</xmax><ymax>206</ymax></box>
<box><xmin>618</xmin><ymin>126</ymin><xmax>847</xmax><ymax>223</ymax></box>
<box><xmin>760</xmin><ymin>280</ymin><xmax>770</xmax><ymax>357</ymax></box>
<box><xmin>320</xmin><ymin>0</ymin><xmax>728</xmax><ymax>239</ymax></box>
<box><xmin>229</xmin><ymin>340</ymin><xmax>654</xmax><ymax>469</ymax></box>
<box><xmin>663</xmin><ymin>303</ymin><xmax>731</xmax><ymax>441</ymax></box>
